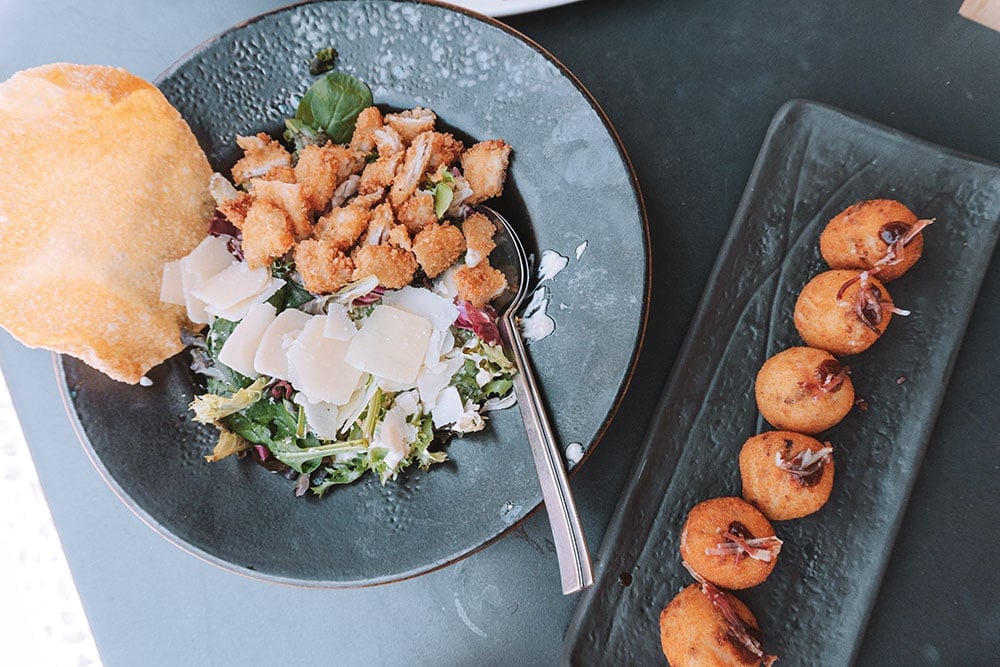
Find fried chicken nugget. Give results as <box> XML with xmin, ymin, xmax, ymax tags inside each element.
<box><xmin>352</xmin><ymin>245</ymin><xmax>418</xmax><ymax>289</ymax></box>
<box><xmin>412</xmin><ymin>223</ymin><xmax>466</xmax><ymax>278</ymax></box>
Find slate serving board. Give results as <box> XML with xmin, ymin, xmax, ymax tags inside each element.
<box><xmin>562</xmin><ymin>99</ymin><xmax>1000</xmax><ymax>666</ymax></box>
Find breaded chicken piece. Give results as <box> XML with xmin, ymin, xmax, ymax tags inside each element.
<box><xmin>426</xmin><ymin>132</ymin><xmax>465</xmax><ymax>172</ymax></box>
<box><xmin>294</xmin><ymin>143</ymin><xmax>362</xmax><ymax>212</ymax></box>
<box><xmin>353</xmin><ymin>188</ymin><xmax>386</xmax><ymax>209</ymax></box>
<box><xmin>352</xmin><ymin>244</ymin><xmax>417</xmax><ymax>289</ymax></box>
<box><xmin>385</xmin><ymin>107</ymin><xmax>437</xmax><ymax>145</ymax></box>
<box><xmin>349</xmin><ymin>106</ymin><xmax>384</xmax><ymax>154</ymax></box>
<box><xmin>412</xmin><ymin>222</ymin><xmax>466</xmax><ymax>278</ymax></box>
<box><xmin>231</xmin><ymin>133</ymin><xmax>293</xmax><ymax>186</ymax></box>
<box><xmin>461</xmin><ymin>212</ymin><xmax>497</xmax><ymax>268</ymax></box>
<box><xmin>330</xmin><ymin>174</ymin><xmax>361</xmax><ymax>209</ymax></box>
<box><xmin>389</xmin><ymin>131</ymin><xmax>435</xmax><ymax>207</ymax></box>
<box><xmin>241</xmin><ymin>200</ymin><xmax>295</xmax><ymax>268</ymax></box>
<box><xmin>397</xmin><ymin>192</ymin><xmax>437</xmax><ymax>234</ymax></box>
<box><xmin>461</xmin><ymin>139</ymin><xmax>511</xmax><ymax>205</ymax></box>
<box><xmin>359</xmin><ymin>152</ymin><xmax>403</xmax><ymax>195</ymax></box>
<box><xmin>294</xmin><ymin>238</ymin><xmax>355</xmax><ymax>294</ymax></box>
<box><xmin>316</xmin><ymin>204</ymin><xmax>372</xmax><ymax>252</ymax></box>
<box><xmin>373</xmin><ymin>125</ymin><xmax>405</xmax><ymax>157</ymax></box>
<box><xmin>218</xmin><ymin>192</ymin><xmax>253</xmax><ymax>230</ymax></box>
<box><xmin>454</xmin><ymin>261</ymin><xmax>507</xmax><ymax>309</ymax></box>
<box><xmin>388</xmin><ymin>224</ymin><xmax>411</xmax><ymax>251</ymax></box>
<box><xmin>362</xmin><ymin>202</ymin><xmax>395</xmax><ymax>246</ymax></box>
<box><xmin>251</xmin><ymin>179</ymin><xmax>311</xmax><ymax>240</ymax></box>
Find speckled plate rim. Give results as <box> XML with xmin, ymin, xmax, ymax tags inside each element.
<box><xmin>57</xmin><ymin>0</ymin><xmax>650</xmax><ymax>588</ymax></box>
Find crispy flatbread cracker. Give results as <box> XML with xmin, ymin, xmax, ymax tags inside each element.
<box><xmin>0</xmin><ymin>64</ymin><xmax>213</xmax><ymax>383</ymax></box>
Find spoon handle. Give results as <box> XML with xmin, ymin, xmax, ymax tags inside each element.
<box><xmin>502</xmin><ymin>321</ymin><xmax>594</xmax><ymax>594</ymax></box>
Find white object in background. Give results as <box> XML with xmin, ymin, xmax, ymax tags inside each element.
<box><xmin>445</xmin><ymin>0</ymin><xmax>583</xmax><ymax>18</ymax></box>
<box><xmin>960</xmin><ymin>0</ymin><xmax>1000</xmax><ymax>32</ymax></box>
<box><xmin>0</xmin><ymin>370</ymin><xmax>102</xmax><ymax>666</ymax></box>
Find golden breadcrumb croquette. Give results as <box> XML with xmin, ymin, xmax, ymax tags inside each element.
<box><xmin>461</xmin><ymin>139</ymin><xmax>511</xmax><ymax>205</ymax></box>
<box><xmin>316</xmin><ymin>205</ymin><xmax>372</xmax><ymax>252</ymax></box>
<box><xmin>754</xmin><ymin>346</ymin><xmax>854</xmax><ymax>434</ymax></box>
<box><xmin>397</xmin><ymin>192</ymin><xmax>437</xmax><ymax>233</ymax></box>
<box><xmin>251</xmin><ymin>179</ymin><xmax>312</xmax><ymax>241</ymax></box>
<box><xmin>455</xmin><ymin>261</ymin><xmax>508</xmax><ymax>309</ymax></box>
<box><xmin>294</xmin><ymin>238</ymin><xmax>354</xmax><ymax>294</ymax></box>
<box><xmin>679</xmin><ymin>497</ymin><xmax>781</xmax><ymax>590</ymax></box>
<box><xmin>461</xmin><ymin>212</ymin><xmax>497</xmax><ymax>268</ymax></box>
<box><xmin>793</xmin><ymin>269</ymin><xmax>900</xmax><ymax>356</ymax></box>
<box><xmin>819</xmin><ymin>199</ymin><xmax>932</xmax><ymax>281</ymax></box>
<box><xmin>241</xmin><ymin>200</ymin><xmax>295</xmax><ymax>268</ymax></box>
<box><xmin>412</xmin><ymin>223</ymin><xmax>466</xmax><ymax>278</ymax></box>
<box><xmin>231</xmin><ymin>133</ymin><xmax>293</xmax><ymax>186</ymax></box>
<box><xmin>660</xmin><ymin>583</ymin><xmax>775</xmax><ymax>667</ymax></box>
<box><xmin>739</xmin><ymin>431</ymin><xmax>834</xmax><ymax>521</ymax></box>
<box><xmin>352</xmin><ymin>244</ymin><xmax>418</xmax><ymax>289</ymax></box>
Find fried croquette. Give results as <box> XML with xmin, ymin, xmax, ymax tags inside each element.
<box><xmin>660</xmin><ymin>583</ymin><xmax>776</xmax><ymax>667</ymax></box>
<box><xmin>739</xmin><ymin>431</ymin><xmax>834</xmax><ymax>521</ymax></box>
<box><xmin>679</xmin><ymin>497</ymin><xmax>781</xmax><ymax>590</ymax></box>
<box><xmin>793</xmin><ymin>269</ymin><xmax>900</xmax><ymax>356</ymax></box>
<box><xmin>412</xmin><ymin>223</ymin><xmax>466</xmax><ymax>278</ymax></box>
<box><xmin>819</xmin><ymin>198</ymin><xmax>932</xmax><ymax>281</ymax></box>
<box><xmin>754</xmin><ymin>346</ymin><xmax>854</xmax><ymax>434</ymax></box>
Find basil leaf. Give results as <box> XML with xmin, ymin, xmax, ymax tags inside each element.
<box><xmin>295</xmin><ymin>72</ymin><xmax>373</xmax><ymax>144</ymax></box>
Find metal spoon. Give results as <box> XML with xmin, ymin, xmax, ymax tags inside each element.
<box><xmin>476</xmin><ymin>205</ymin><xmax>594</xmax><ymax>595</ymax></box>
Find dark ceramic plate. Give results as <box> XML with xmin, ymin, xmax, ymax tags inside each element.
<box><xmin>562</xmin><ymin>100</ymin><xmax>1000</xmax><ymax>665</ymax></box>
<box><xmin>59</xmin><ymin>0</ymin><xmax>647</xmax><ymax>587</ymax></box>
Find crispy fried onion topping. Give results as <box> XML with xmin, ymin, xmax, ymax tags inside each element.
<box><xmin>836</xmin><ymin>271</ymin><xmax>910</xmax><ymax>334</ymax></box>
<box><xmin>774</xmin><ymin>444</ymin><xmax>833</xmax><ymax>478</ymax></box>
<box><xmin>682</xmin><ymin>561</ymin><xmax>778</xmax><ymax>666</ymax></box>
<box><xmin>705</xmin><ymin>522</ymin><xmax>783</xmax><ymax>563</ymax></box>
<box><xmin>873</xmin><ymin>218</ymin><xmax>934</xmax><ymax>272</ymax></box>
<box><xmin>798</xmin><ymin>359</ymin><xmax>850</xmax><ymax>397</ymax></box>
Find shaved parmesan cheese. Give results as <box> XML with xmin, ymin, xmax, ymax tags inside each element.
<box><xmin>296</xmin><ymin>396</ymin><xmax>341</xmax><ymax>440</ymax></box>
<box><xmin>432</xmin><ymin>266</ymin><xmax>459</xmax><ymax>300</ymax></box>
<box><xmin>323</xmin><ymin>302</ymin><xmax>357</xmax><ymax>340</ymax></box>
<box><xmin>287</xmin><ymin>315</ymin><xmax>363</xmax><ymax>404</ymax></box>
<box><xmin>254</xmin><ymin>308</ymin><xmax>311</xmax><ymax>379</ymax></box>
<box><xmin>179</xmin><ymin>235</ymin><xmax>233</xmax><ymax>324</ymax></box>
<box><xmin>191</xmin><ymin>261</ymin><xmax>270</xmax><ymax>311</ymax></box>
<box><xmin>218</xmin><ymin>301</ymin><xmax>276</xmax><ymax>378</ymax></box>
<box><xmin>205</xmin><ymin>276</ymin><xmax>283</xmax><ymax>322</ymax></box>
<box><xmin>159</xmin><ymin>260</ymin><xmax>185</xmax><ymax>306</ymax></box>
<box><xmin>431</xmin><ymin>385</ymin><xmax>464</xmax><ymax>428</ymax></box>
<box><xmin>417</xmin><ymin>355</ymin><xmax>464</xmax><ymax>409</ymax></box>
<box><xmin>381</xmin><ymin>286</ymin><xmax>459</xmax><ymax>331</ymax></box>
<box><xmin>346</xmin><ymin>305</ymin><xmax>432</xmax><ymax>384</ymax></box>
<box><xmin>375</xmin><ymin>405</ymin><xmax>416</xmax><ymax>471</ymax></box>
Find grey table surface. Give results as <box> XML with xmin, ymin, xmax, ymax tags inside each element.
<box><xmin>2</xmin><ymin>1</ymin><xmax>999</xmax><ymax>665</ymax></box>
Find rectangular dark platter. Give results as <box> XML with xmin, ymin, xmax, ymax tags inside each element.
<box><xmin>562</xmin><ymin>99</ymin><xmax>1000</xmax><ymax>666</ymax></box>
